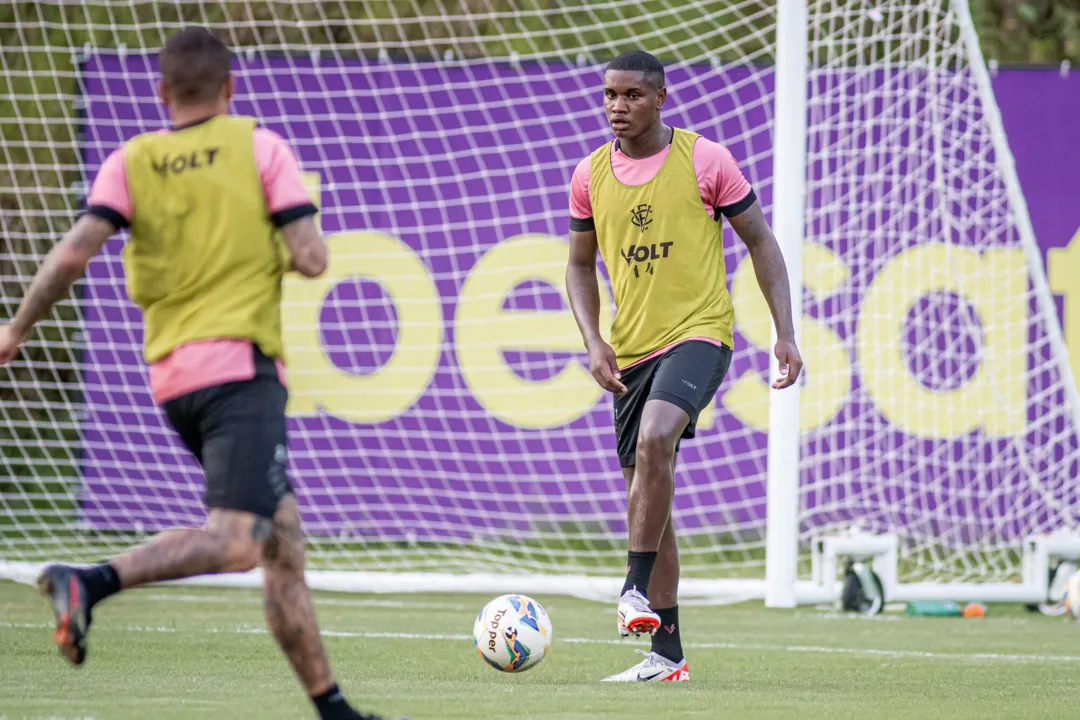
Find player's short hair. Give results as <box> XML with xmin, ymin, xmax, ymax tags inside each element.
<box><xmin>159</xmin><ymin>26</ymin><xmax>232</xmax><ymax>106</ymax></box>
<box><xmin>605</xmin><ymin>50</ymin><xmax>665</xmax><ymax>90</ymax></box>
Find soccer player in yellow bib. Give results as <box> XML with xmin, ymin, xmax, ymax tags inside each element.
<box><xmin>566</xmin><ymin>51</ymin><xmax>803</xmax><ymax>683</ymax></box>
<box><xmin>0</xmin><ymin>28</ymin><xmax>390</xmax><ymax>720</ymax></box>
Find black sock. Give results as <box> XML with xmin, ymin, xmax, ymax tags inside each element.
<box><xmin>76</xmin><ymin>563</ymin><xmax>122</xmax><ymax>610</ymax></box>
<box><xmin>312</xmin><ymin>684</ymin><xmax>362</xmax><ymax>720</ymax></box>
<box><xmin>651</xmin><ymin>605</ymin><xmax>683</xmax><ymax>663</ymax></box>
<box><xmin>620</xmin><ymin>551</ymin><xmax>657</xmax><ymax>597</ymax></box>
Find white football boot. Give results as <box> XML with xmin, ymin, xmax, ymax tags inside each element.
<box><xmin>616</xmin><ymin>587</ymin><xmax>661</xmax><ymax>637</ymax></box>
<box><xmin>601</xmin><ymin>650</ymin><xmax>690</xmax><ymax>683</ymax></box>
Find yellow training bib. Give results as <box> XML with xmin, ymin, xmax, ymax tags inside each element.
<box><xmin>123</xmin><ymin>115</ymin><xmax>285</xmax><ymax>363</ymax></box>
<box><xmin>590</xmin><ymin>128</ymin><xmax>735</xmax><ymax>367</ymax></box>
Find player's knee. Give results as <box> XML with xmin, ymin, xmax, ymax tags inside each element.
<box><xmin>635</xmin><ymin>425</ymin><xmax>677</xmax><ymax>469</ymax></box>
<box><xmin>206</xmin><ymin>510</ymin><xmax>270</xmax><ymax>571</ymax></box>
<box><xmin>261</xmin><ymin>499</ymin><xmax>306</xmax><ymax>573</ymax></box>
<box><xmin>217</xmin><ymin>530</ymin><xmax>262</xmax><ymax>572</ymax></box>
<box><xmin>200</xmin><ymin>531</ymin><xmax>262</xmax><ymax>573</ymax></box>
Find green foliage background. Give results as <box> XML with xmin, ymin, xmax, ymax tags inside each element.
<box><xmin>0</xmin><ymin>0</ymin><xmax>1076</xmax><ymax>541</ymax></box>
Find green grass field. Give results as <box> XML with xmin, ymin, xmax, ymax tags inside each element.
<box><xmin>2</xmin><ymin>581</ymin><xmax>1080</xmax><ymax>719</ymax></box>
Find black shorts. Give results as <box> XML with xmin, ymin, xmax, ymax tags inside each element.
<box><xmin>162</xmin><ymin>347</ymin><xmax>293</xmax><ymax>519</ymax></box>
<box><xmin>614</xmin><ymin>340</ymin><xmax>732</xmax><ymax>468</ymax></box>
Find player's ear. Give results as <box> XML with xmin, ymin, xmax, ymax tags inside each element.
<box><xmin>157</xmin><ymin>78</ymin><xmax>169</xmax><ymax>108</ymax></box>
<box><xmin>224</xmin><ymin>74</ymin><xmax>235</xmax><ymax>103</ymax></box>
<box><xmin>656</xmin><ymin>86</ymin><xmax>666</xmax><ymax>109</ymax></box>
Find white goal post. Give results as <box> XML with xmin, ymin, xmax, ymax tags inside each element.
<box><xmin>3</xmin><ymin>0</ymin><xmax>1080</xmax><ymax>606</ymax></box>
<box><xmin>764</xmin><ymin>0</ymin><xmax>1080</xmax><ymax>607</ymax></box>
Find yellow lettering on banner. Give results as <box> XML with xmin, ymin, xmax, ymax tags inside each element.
<box><xmin>283</xmin><ymin>231</ymin><xmax>443</xmax><ymax>423</ymax></box>
<box><xmin>1048</xmin><ymin>226</ymin><xmax>1080</xmax><ymax>386</ymax></box>
<box><xmin>857</xmin><ymin>244</ymin><xmax>1025</xmax><ymax>438</ymax></box>
<box><xmin>456</xmin><ymin>234</ymin><xmax>615</xmax><ymax>429</ymax></box>
<box><xmin>277</xmin><ymin>175</ymin><xmax>1026</xmax><ymax>435</ymax></box>
<box><xmin>798</xmin><ymin>245</ymin><xmax>853</xmax><ymax>433</ymax></box>
<box><xmin>706</xmin><ymin>243</ymin><xmax>851</xmax><ymax>433</ymax></box>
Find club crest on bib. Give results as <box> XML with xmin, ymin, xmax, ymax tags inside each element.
<box><xmin>630</xmin><ymin>203</ymin><xmax>654</xmax><ymax>231</ymax></box>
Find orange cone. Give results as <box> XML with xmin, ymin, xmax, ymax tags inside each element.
<box><xmin>962</xmin><ymin>603</ymin><xmax>986</xmax><ymax>618</ymax></box>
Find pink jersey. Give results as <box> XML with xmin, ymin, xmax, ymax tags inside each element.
<box><xmin>86</xmin><ymin>123</ymin><xmax>313</xmax><ymax>404</ymax></box>
<box><xmin>568</xmin><ymin>134</ymin><xmax>753</xmax><ymax>222</ymax></box>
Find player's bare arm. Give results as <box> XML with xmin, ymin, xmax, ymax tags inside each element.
<box><xmin>0</xmin><ymin>214</ymin><xmax>116</xmax><ymax>365</ymax></box>
<box><xmin>282</xmin><ymin>215</ymin><xmax>328</xmax><ymax>278</ymax></box>
<box><xmin>566</xmin><ymin>228</ymin><xmax>626</xmax><ymax>394</ymax></box>
<box><xmin>727</xmin><ymin>201</ymin><xmax>803</xmax><ymax>389</ymax></box>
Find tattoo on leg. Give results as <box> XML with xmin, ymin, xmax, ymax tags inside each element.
<box><xmin>263</xmin><ymin>504</ymin><xmax>333</xmax><ymax>695</ymax></box>
<box><xmin>262</xmin><ymin>521</ymin><xmax>281</xmax><ymax>563</ymax></box>
<box><xmin>251</xmin><ymin>516</ymin><xmax>273</xmax><ymax>544</ymax></box>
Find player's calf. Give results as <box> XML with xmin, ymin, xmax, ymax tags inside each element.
<box><xmin>261</xmin><ymin>496</ymin><xmax>381</xmax><ymax>720</ymax></box>
<box><xmin>261</xmin><ymin>496</ymin><xmax>333</xmax><ymax>691</ymax></box>
<box><xmin>111</xmin><ymin>509</ymin><xmax>265</xmax><ymax>588</ymax></box>
<box><xmin>38</xmin><ymin>509</ymin><xmax>265</xmax><ymax>667</ymax></box>
<box><xmin>619</xmin><ymin>416</ymin><xmax>681</xmax><ymax>638</ymax></box>
<box><xmin>625</xmin><ymin>413</ymin><xmax>681</xmax><ymax>567</ymax></box>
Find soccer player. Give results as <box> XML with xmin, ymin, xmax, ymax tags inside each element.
<box><xmin>566</xmin><ymin>50</ymin><xmax>803</xmax><ymax>683</ymax></box>
<box><xmin>0</xmin><ymin>27</ymin><xmax>389</xmax><ymax>720</ymax></box>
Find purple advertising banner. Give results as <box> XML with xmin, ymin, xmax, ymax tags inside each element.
<box><xmin>75</xmin><ymin>55</ymin><xmax>1080</xmax><ymax>554</ymax></box>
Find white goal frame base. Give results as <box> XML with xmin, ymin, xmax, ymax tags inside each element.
<box><xmin>801</xmin><ymin>531</ymin><xmax>1080</xmax><ymax>605</ymax></box>
<box><xmin>7</xmin><ymin>535</ymin><xmax>1077</xmax><ymax>605</ymax></box>
<box><xmin>0</xmin><ymin>562</ymin><xmax>767</xmax><ymax>604</ymax></box>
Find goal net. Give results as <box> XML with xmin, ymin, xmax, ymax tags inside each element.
<box><xmin>2</xmin><ymin>0</ymin><xmax>1078</xmax><ymax>601</ymax></box>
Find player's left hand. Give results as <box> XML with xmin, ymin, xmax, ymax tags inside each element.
<box><xmin>0</xmin><ymin>323</ymin><xmax>28</xmax><ymax>366</ymax></box>
<box><xmin>773</xmin><ymin>336</ymin><xmax>802</xmax><ymax>389</ymax></box>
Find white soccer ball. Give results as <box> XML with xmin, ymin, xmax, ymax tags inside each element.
<box><xmin>472</xmin><ymin>594</ymin><xmax>553</xmax><ymax>672</ymax></box>
<box><xmin>1064</xmin><ymin>570</ymin><xmax>1080</xmax><ymax>620</ymax></box>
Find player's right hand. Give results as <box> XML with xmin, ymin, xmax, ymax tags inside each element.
<box><xmin>586</xmin><ymin>338</ymin><xmax>627</xmax><ymax>394</ymax></box>
<box><xmin>0</xmin><ymin>324</ymin><xmax>28</xmax><ymax>366</ymax></box>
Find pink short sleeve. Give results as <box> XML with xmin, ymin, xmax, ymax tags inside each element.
<box><xmin>87</xmin><ymin>148</ymin><xmax>132</xmax><ymax>222</ymax></box>
<box><xmin>568</xmin><ymin>156</ymin><xmax>593</xmax><ymax>220</ymax></box>
<box><xmin>694</xmin><ymin>137</ymin><xmax>754</xmax><ymax>215</ymax></box>
<box><xmin>252</xmin><ymin>128</ymin><xmax>313</xmax><ymax>216</ymax></box>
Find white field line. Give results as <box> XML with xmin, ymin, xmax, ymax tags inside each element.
<box><xmin>2</xmin><ymin>621</ymin><xmax>1076</xmax><ymax>664</ymax></box>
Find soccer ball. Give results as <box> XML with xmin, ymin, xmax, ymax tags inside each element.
<box><xmin>1064</xmin><ymin>570</ymin><xmax>1080</xmax><ymax>620</ymax></box>
<box><xmin>472</xmin><ymin>594</ymin><xmax>553</xmax><ymax>672</ymax></box>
